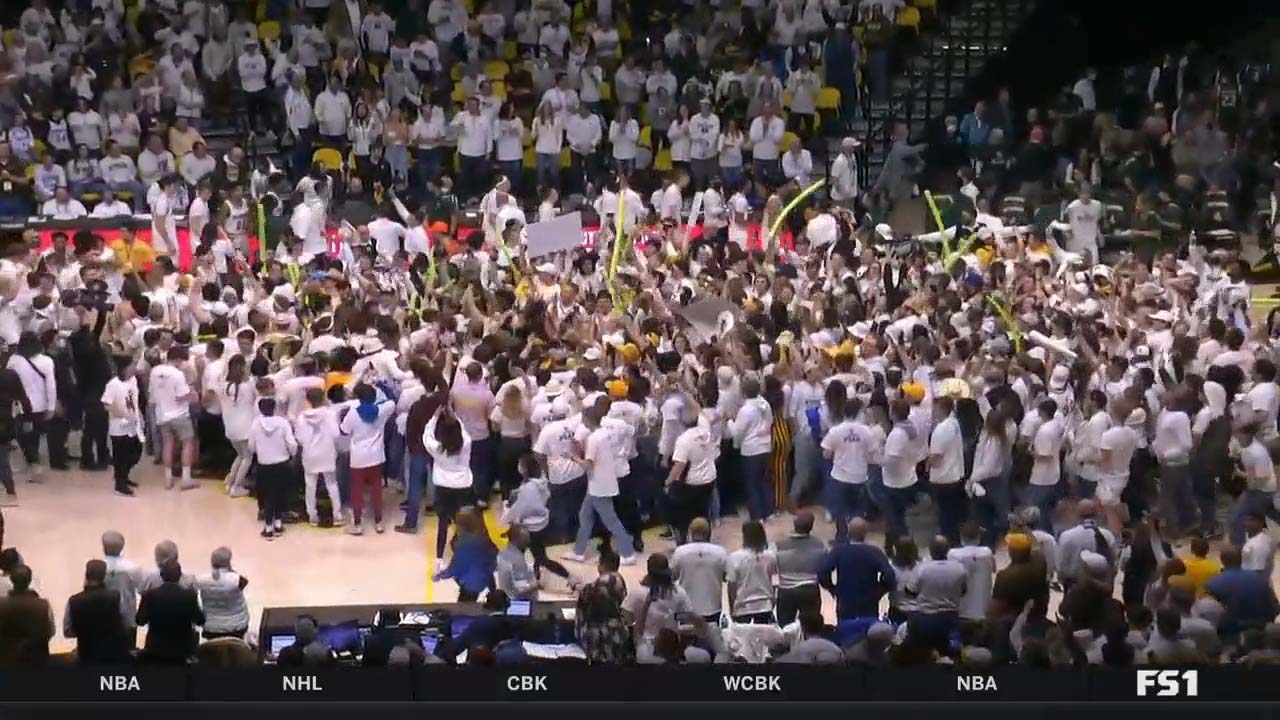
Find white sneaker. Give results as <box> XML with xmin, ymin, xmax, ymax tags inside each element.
<box><xmin>562</xmin><ymin>551</ymin><xmax>588</xmax><ymax>563</ymax></box>
<box><xmin>620</xmin><ymin>554</ymin><xmax>638</xmax><ymax>566</ymax></box>
<box><xmin>346</xmin><ymin>523</ymin><xmax>364</xmax><ymax>536</ymax></box>
<box><xmin>374</xmin><ymin>523</ymin><xmax>385</xmax><ymax>534</ymax></box>
<box><xmin>309</xmin><ymin>517</ymin><xmax>320</xmax><ymax>527</ymax></box>
<box><xmin>331</xmin><ymin>514</ymin><xmax>347</xmax><ymax>527</ymax></box>
<box><xmin>229</xmin><ymin>486</ymin><xmax>250</xmax><ymax>498</ymax></box>
<box><xmin>179</xmin><ymin>479</ymin><xmax>199</xmax><ymax>491</ymax></box>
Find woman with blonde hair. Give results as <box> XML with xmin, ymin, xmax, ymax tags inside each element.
<box><xmin>490</xmin><ymin>383</ymin><xmax>532</xmax><ymax>501</ymax></box>
<box><xmin>196</xmin><ymin>547</ymin><xmax>250</xmax><ymax>640</ymax></box>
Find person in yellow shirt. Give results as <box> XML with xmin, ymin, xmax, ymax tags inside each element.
<box><xmin>109</xmin><ymin>229</ymin><xmax>157</xmax><ymax>275</ymax></box>
<box><xmin>1180</xmin><ymin>536</ymin><xmax>1223</xmax><ymax>597</ymax></box>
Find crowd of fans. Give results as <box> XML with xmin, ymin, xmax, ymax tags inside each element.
<box><xmin>1</xmin><ymin>0</ymin><xmax>1280</xmax><ymax>674</ymax></box>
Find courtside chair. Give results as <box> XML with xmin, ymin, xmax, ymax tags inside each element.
<box><xmin>312</xmin><ymin>147</ymin><xmax>344</xmax><ymax>172</ymax></box>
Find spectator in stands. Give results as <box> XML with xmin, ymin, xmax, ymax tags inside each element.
<box><xmin>136</xmin><ymin>560</ymin><xmax>205</xmax><ymax>665</ymax></box>
<box><xmin>671</xmin><ymin>517</ymin><xmax>728</xmax><ymax>623</ymax></box>
<box><xmin>63</xmin><ymin>559</ymin><xmax>131</xmax><ymax>665</ymax></box>
<box><xmin>0</xmin><ymin>564</ymin><xmax>54</xmax><ymax>668</ymax></box>
<box><xmin>820</xmin><ymin>518</ymin><xmax>896</xmax><ymax>620</ymax></box>
<box><xmin>41</xmin><ymin>186</ymin><xmax>88</xmax><ymax>220</ymax></box>
<box><xmin>775</xmin><ymin>511</ymin><xmax>826</xmax><ymax>626</ymax></box>
<box><xmin>99</xmin><ymin>141</ymin><xmax>146</xmax><ymax>211</ymax></box>
<box><xmin>275</xmin><ymin>615</ymin><xmax>336</xmax><ymax>666</ymax></box>
<box><xmin>196</xmin><ymin>547</ymin><xmax>249</xmax><ymax>640</ymax></box>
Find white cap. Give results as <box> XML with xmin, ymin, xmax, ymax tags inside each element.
<box><xmin>583</xmin><ymin>346</ymin><xmax>604</xmax><ymax>361</ymax></box>
<box><xmin>1050</xmin><ymin>365</ymin><xmax>1070</xmax><ymax>391</ymax></box>
<box><xmin>536</xmin><ymin>262</ymin><xmax>557</xmax><ymax>275</ymax></box>
<box><xmin>1150</xmin><ymin>309</ymin><xmax>1174</xmax><ymax>323</ymax></box>
<box><xmin>542</xmin><ymin>378</ymin><xmax>566</xmax><ymax>397</ymax></box>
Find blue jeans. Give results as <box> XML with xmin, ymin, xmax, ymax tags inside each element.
<box><xmin>535</xmin><ymin>153</ymin><xmax>560</xmax><ymax>192</ymax></box>
<box><xmin>613</xmin><ymin>157</ymin><xmax>635</xmax><ymax>177</ymax></box>
<box><xmin>1022</xmin><ymin>482</ymin><xmax>1059</xmax><ymax>533</ymax></box>
<box><xmin>403</xmin><ymin>452</ymin><xmax>433</xmax><ymax>529</ymax></box>
<box><xmin>290</xmin><ymin>132</ymin><xmax>313</xmax><ymax>178</ymax></box>
<box><xmin>974</xmin><ymin>473</ymin><xmax>1012</xmax><ymax>547</ymax></box>
<box><xmin>1158</xmin><ymin>463</ymin><xmax>1196</xmax><ymax>538</ymax></box>
<box><xmin>932</xmin><ymin>482</ymin><xmax>969</xmax><ymax>545</ymax></box>
<box><xmin>740</xmin><ymin>453</ymin><xmax>772</xmax><ymax>520</ymax></box>
<box><xmin>1075</xmin><ymin>475</ymin><xmax>1097</xmax><ymax>500</ymax></box>
<box><xmin>497</xmin><ymin>159</ymin><xmax>522</xmax><ymax>196</ymax></box>
<box><xmin>1230</xmin><ymin>489</ymin><xmax>1280</xmax><ymax>546</ymax></box>
<box><xmin>549</xmin><ymin>475</ymin><xmax>587</xmax><ymax>544</ymax></box>
<box><xmin>335</xmin><ymin>451</ymin><xmax>351</xmax><ymax>506</ymax></box>
<box><xmin>830</xmin><ymin>480</ymin><xmax>867</xmax><ymax>543</ymax></box>
<box><xmin>106</xmin><ymin>180</ymin><xmax>147</xmax><ymax>210</ymax></box>
<box><xmin>877</xmin><ymin>483</ymin><xmax>915</xmax><ymax>542</ymax></box>
<box><xmin>574</xmin><ymin>494</ymin><xmax>634</xmax><ymax>557</ymax></box>
<box><xmin>752</xmin><ymin>158</ymin><xmax>780</xmax><ymax>186</ymax></box>
<box><xmin>720</xmin><ymin>165</ymin><xmax>744</xmax><ymax>189</ymax></box>
<box><xmin>469</xmin><ymin>435</ymin><xmax>497</xmax><ymax>503</ymax></box>
<box><xmin>790</xmin><ymin>427</ymin><xmax>820</xmax><ymax>504</ymax></box>
<box><xmin>383</xmin><ymin>420</ymin><xmax>404</xmax><ymax>483</ymax></box>
<box><xmin>416</xmin><ymin>147</ymin><xmax>442</xmax><ymax>188</ymax></box>
<box><xmin>386</xmin><ymin>144</ymin><xmax>410</xmax><ymax>182</ymax></box>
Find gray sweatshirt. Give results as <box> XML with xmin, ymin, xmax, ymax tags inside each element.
<box><xmin>497</xmin><ymin>544</ymin><xmax>539</xmax><ymax>601</ymax></box>
<box><xmin>775</xmin><ymin>533</ymin><xmax>826</xmax><ymax>589</ymax></box>
<box><xmin>500</xmin><ymin>477</ymin><xmax>551</xmax><ymax>533</ymax></box>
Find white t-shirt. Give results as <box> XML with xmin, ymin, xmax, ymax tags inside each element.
<box><xmin>928</xmin><ymin>415</ymin><xmax>965</xmax><ymax>485</ymax></box>
<box><xmin>672</xmin><ymin>425</ymin><xmax>716</xmax><ymax>486</ymax></box>
<box><xmin>101</xmin><ymin>376</ymin><xmax>142</xmax><ymax>437</ymax></box>
<box><xmin>533</xmin><ymin>417</ymin><xmax>585</xmax><ymax>485</ymax></box>
<box><xmin>149</xmin><ymin>364</ymin><xmax>192</xmax><ymax>423</ymax></box>
<box><xmin>1247</xmin><ymin>382</ymin><xmax>1280</xmax><ymax>440</ymax></box>
<box><xmin>585</xmin><ymin>425</ymin><xmax>620</xmax><ymax>497</ymax></box>
<box><xmin>822</xmin><ymin>419</ymin><xmax>870</xmax><ymax>484</ymax></box>
<box><xmin>1029</xmin><ymin>417</ymin><xmax>1064</xmax><ymax>486</ymax></box>
<box><xmin>882</xmin><ymin>425</ymin><xmax>919</xmax><ymax>488</ymax></box>
<box><xmin>947</xmin><ymin>544</ymin><xmax>995</xmax><ymax>620</ymax></box>
<box><xmin>1243</xmin><ymin>531</ymin><xmax>1276</xmax><ymax>574</ymax></box>
<box><xmin>1241</xmin><ymin>439</ymin><xmax>1277</xmax><ymax>493</ymax></box>
<box><xmin>218</xmin><ymin>380</ymin><xmax>256</xmax><ymax>442</ymax></box>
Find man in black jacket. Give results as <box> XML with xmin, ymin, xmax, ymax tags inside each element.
<box><xmin>64</xmin><ymin>559</ymin><xmax>131</xmax><ymax>665</ymax></box>
<box><xmin>40</xmin><ymin>328</ymin><xmax>76</xmax><ymax>471</ymax></box>
<box><xmin>136</xmin><ymin>561</ymin><xmax>204</xmax><ymax>664</ymax></box>
<box><xmin>69</xmin><ymin>303</ymin><xmax>112</xmax><ymax>470</ymax></box>
<box><xmin>0</xmin><ymin>352</ymin><xmax>31</xmax><ymax>506</ymax></box>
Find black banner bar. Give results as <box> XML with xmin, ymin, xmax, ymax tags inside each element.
<box><xmin>866</xmin><ymin>667</ymin><xmax>1089</xmax><ymax>701</ymax></box>
<box><xmin>0</xmin><ymin>669</ymin><xmax>188</xmax><ymax>701</ymax></box>
<box><xmin>190</xmin><ymin>668</ymin><xmax>413</xmax><ymax>701</ymax></box>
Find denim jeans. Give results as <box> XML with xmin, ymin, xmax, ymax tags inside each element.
<box><xmin>1158</xmin><ymin>463</ymin><xmax>1196</xmax><ymax>538</ymax></box>
<box><xmin>790</xmin><ymin>427</ymin><xmax>821</xmax><ymax>504</ymax></box>
<box><xmin>549</xmin><ymin>475</ymin><xmax>587</xmax><ymax>544</ymax></box>
<box><xmin>877</xmin><ymin>483</ymin><xmax>915</xmax><ymax>542</ymax></box>
<box><xmin>535</xmin><ymin>153</ymin><xmax>560</xmax><ymax>192</ymax></box>
<box><xmin>1230</xmin><ymin>489</ymin><xmax>1280</xmax><ymax>546</ymax></box>
<box><xmin>719</xmin><ymin>164</ymin><xmax>744</xmax><ymax>189</ymax></box>
<box><xmin>415</xmin><ymin>147</ymin><xmax>442</xmax><ymax>188</ymax></box>
<box><xmin>574</xmin><ymin>494</ymin><xmax>634</xmax><ymax>557</ymax></box>
<box><xmin>974</xmin><ymin>473</ymin><xmax>1012</xmax><ymax>547</ymax></box>
<box><xmin>830</xmin><ymin>480</ymin><xmax>867</xmax><ymax>543</ymax></box>
<box><xmin>1022</xmin><ymin>482</ymin><xmax>1059</xmax><ymax>533</ymax></box>
<box><xmin>497</xmin><ymin>159</ymin><xmax>523</xmax><ymax>196</ymax></box>
<box><xmin>403</xmin><ymin>452</ymin><xmax>433</xmax><ymax>529</ymax></box>
<box><xmin>932</xmin><ymin>482</ymin><xmax>969</xmax><ymax>545</ymax></box>
<box><xmin>740</xmin><ymin>453</ymin><xmax>772</xmax><ymax>520</ymax></box>
<box><xmin>613</xmin><ymin>157</ymin><xmax>635</xmax><ymax>177</ymax></box>
<box><xmin>469</xmin><ymin>435</ymin><xmax>497</xmax><ymax>502</ymax></box>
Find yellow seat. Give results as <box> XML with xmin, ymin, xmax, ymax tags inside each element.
<box><xmin>638</xmin><ymin>125</ymin><xmax>652</xmax><ymax>149</ymax></box>
<box><xmin>127</xmin><ymin>53</ymin><xmax>155</xmax><ymax>80</ymax></box>
<box><xmin>782</xmin><ymin>90</ymin><xmax>793</xmax><ymax>109</ymax></box>
<box><xmin>369</xmin><ymin>63</ymin><xmax>381</xmax><ymax>82</ymax></box>
<box><xmin>522</xmin><ymin>127</ymin><xmax>533</xmax><ymax>146</ymax></box>
<box><xmin>451</xmin><ymin>82</ymin><xmax>467</xmax><ymax>104</ymax></box>
<box><xmin>258</xmin><ymin>20</ymin><xmax>281</xmax><ymax>44</ymax></box>
<box><xmin>600</xmin><ymin>81</ymin><xmax>612</xmax><ymax>102</ymax></box>
<box><xmin>312</xmin><ymin>147</ymin><xmax>344</xmax><ymax>171</ymax></box>
<box><xmin>115</xmin><ymin>191</ymin><xmax>134</xmax><ymax>201</ymax></box>
<box><xmin>559</xmin><ymin>147</ymin><xmax>572</xmax><ymax>169</ymax></box>
<box><xmin>817</xmin><ymin>86</ymin><xmax>841</xmax><ymax>111</ymax></box>
<box><xmin>523</xmin><ymin>146</ymin><xmax>536</xmax><ymax>169</ymax></box>
<box><xmin>255</xmin><ymin>0</ymin><xmax>268</xmax><ymax>21</ymax></box>
<box><xmin>347</xmin><ymin>151</ymin><xmax>359</xmax><ymax>169</ymax></box>
<box><xmin>781</xmin><ymin>131</ymin><xmax>800</xmax><ymax>150</ymax></box>
<box><xmin>81</xmin><ymin>192</ymin><xmax>101</xmax><ymax>204</ymax></box>
<box><xmin>2</xmin><ymin>30</ymin><xmax>14</xmax><ymax>50</ymax></box>
<box><xmin>492</xmin><ymin>80</ymin><xmax>507</xmax><ymax>100</ymax></box>
<box><xmin>501</xmin><ymin>40</ymin><xmax>518</xmax><ymax>61</ymax></box>
<box><xmin>450</xmin><ymin>64</ymin><xmax>463</xmax><ymax>81</ymax></box>
<box><xmin>24</xmin><ymin>166</ymin><xmax>35</xmax><ymax>180</ymax></box>
<box><xmin>33</xmin><ymin>139</ymin><xmax>47</xmax><ymax>158</ymax></box>
<box><xmin>913</xmin><ymin>0</ymin><xmax>937</xmax><ymax>10</ymax></box>
<box><xmin>484</xmin><ymin>60</ymin><xmax>509</xmax><ymax>80</ymax></box>
<box><xmin>654</xmin><ymin>148</ymin><xmax>673</xmax><ymax>173</ymax></box>
<box><xmin>897</xmin><ymin>6</ymin><xmax>921</xmax><ymax>30</ymax></box>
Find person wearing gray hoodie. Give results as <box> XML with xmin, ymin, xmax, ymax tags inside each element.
<box><xmin>501</xmin><ymin>454</ymin><xmax>571</xmax><ymax>583</ymax></box>
<box><xmin>497</xmin><ymin>527</ymin><xmax>540</xmax><ymax>601</ymax></box>
<box><xmin>248</xmin><ymin>398</ymin><xmax>298</xmax><ymax>539</ymax></box>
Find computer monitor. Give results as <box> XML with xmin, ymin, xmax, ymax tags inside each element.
<box><xmin>506</xmin><ymin>600</ymin><xmax>532</xmax><ymax>617</ymax></box>
<box><xmin>269</xmin><ymin>634</ymin><xmax>295</xmax><ymax>658</ymax></box>
<box><xmin>317</xmin><ymin>621</ymin><xmax>364</xmax><ymax>655</ymax></box>
<box><xmin>450</xmin><ymin>615</ymin><xmax>477</xmax><ymax>640</ymax></box>
<box><xmin>420</xmin><ymin>633</ymin><xmax>440</xmax><ymax>655</ymax></box>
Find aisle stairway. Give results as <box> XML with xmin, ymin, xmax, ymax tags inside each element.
<box><xmin>857</xmin><ymin>0</ymin><xmax>1033</xmax><ymax>182</ymax></box>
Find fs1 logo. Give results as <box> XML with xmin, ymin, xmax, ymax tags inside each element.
<box><xmin>1136</xmin><ymin>670</ymin><xmax>1199</xmax><ymax>697</ymax></box>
